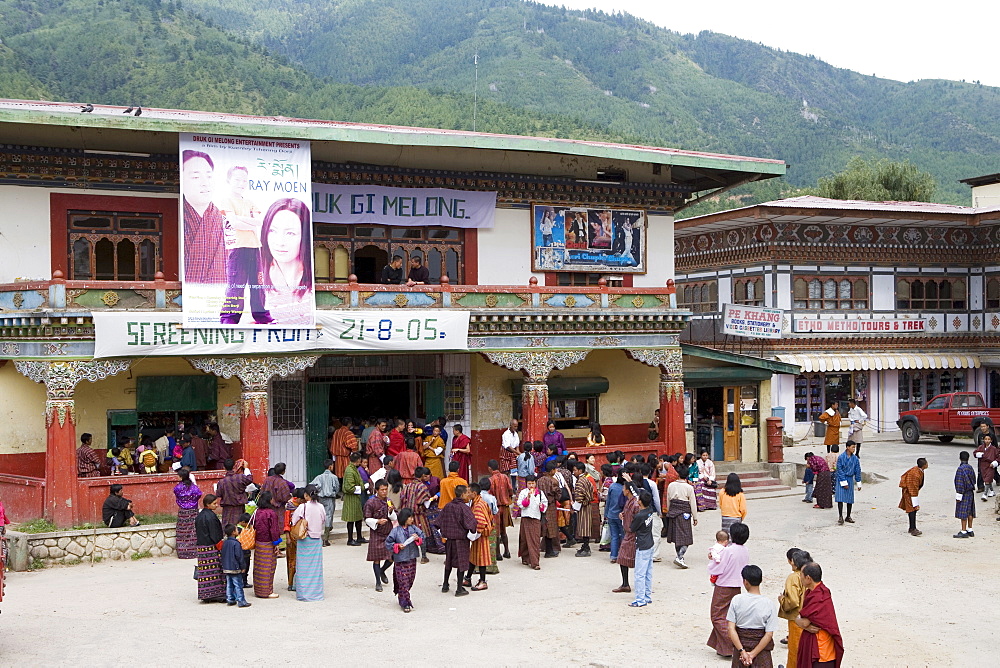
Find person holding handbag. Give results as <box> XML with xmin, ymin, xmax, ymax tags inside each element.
<box><xmin>290</xmin><ymin>484</ymin><xmax>326</xmax><ymax>601</ymax></box>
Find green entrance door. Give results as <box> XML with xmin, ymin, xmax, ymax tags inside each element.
<box><xmin>304</xmin><ymin>382</ymin><xmax>330</xmax><ymax>483</ymax></box>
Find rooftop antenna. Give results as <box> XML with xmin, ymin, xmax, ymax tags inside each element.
<box><xmin>473</xmin><ymin>52</ymin><xmax>479</xmax><ymax>133</ymax></box>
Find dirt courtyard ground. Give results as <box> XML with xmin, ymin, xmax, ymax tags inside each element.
<box><xmin>0</xmin><ymin>434</ymin><xmax>991</xmax><ymax>667</ymax></box>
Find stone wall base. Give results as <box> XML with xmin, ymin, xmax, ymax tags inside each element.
<box><xmin>6</xmin><ymin>524</ymin><xmax>176</xmax><ymax>570</ymax></box>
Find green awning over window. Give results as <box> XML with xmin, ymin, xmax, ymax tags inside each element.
<box><xmin>136</xmin><ymin>376</ymin><xmax>218</xmax><ymax>413</ymax></box>
<box><xmin>109</xmin><ymin>409</ymin><xmax>137</xmax><ymax>426</ymax></box>
<box><xmin>510</xmin><ymin>377</ymin><xmax>609</xmax><ymax>398</ymax></box>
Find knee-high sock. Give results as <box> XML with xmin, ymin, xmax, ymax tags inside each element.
<box><xmin>620</xmin><ymin>564</ymin><xmax>630</xmax><ymax>587</ymax></box>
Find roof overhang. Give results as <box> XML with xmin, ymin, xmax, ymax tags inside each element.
<box><xmin>0</xmin><ymin>99</ymin><xmax>786</xmax><ymax>192</ymax></box>
<box><xmin>682</xmin><ymin>344</ymin><xmax>801</xmax><ymax>375</ymax></box>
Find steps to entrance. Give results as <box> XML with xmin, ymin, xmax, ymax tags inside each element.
<box><xmin>714</xmin><ymin>468</ymin><xmax>795</xmax><ymax>499</ymax></box>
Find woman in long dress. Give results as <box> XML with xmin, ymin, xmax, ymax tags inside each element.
<box><xmin>693</xmin><ymin>450</ymin><xmax>718</xmax><ymax>511</ymax></box>
<box><xmin>251</xmin><ymin>490</ymin><xmax>281</xmax><ymax>599</ymax></box>
<box><xmin>194</xmin><ymin>494</ymin><xmax>226</xmax><ymax>602</ymax></box>
<box><xmin>807</xmin><ymin>453</ymin><xmax>833</xmax><ymax>509</ymax></box>
<box><xmin>173</xmin><ymin>468</ymin><xmax>201</xmax><ymax>559</ymax></box>
<box><xmin>291</xmin><ymin>485</ymin><xmax>326</xmax><ymax>601</ymax></box>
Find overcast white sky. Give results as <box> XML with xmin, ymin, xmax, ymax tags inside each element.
<box><xmin>539</xmin><ymin>0</ymin><xmax>999</xmax><ymax>87</ymax></box>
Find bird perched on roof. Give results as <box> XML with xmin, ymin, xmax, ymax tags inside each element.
<box><xmin>123</xmin><ymin>106</ymin><xmax>134</xmax><ymax>114</ymax></box>
<box><xmin>80</xmin><ymin>103</ymin><xmax>94</xmax><ymax>113</ymax></box>
<box><xmin>134</xmin><ymin>106</ymin><xmax>142</xmax><ymax>116</ymax></box>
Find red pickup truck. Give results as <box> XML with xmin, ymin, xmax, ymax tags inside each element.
<box><xmin>897</xmin><ymin>392</ymin><xmax>1000</xmax><ymax>443</ymax></box>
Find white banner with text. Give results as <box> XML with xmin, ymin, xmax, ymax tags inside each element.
<box><xmin>722</xmin><ymin>304</ymin><xmax>783</xmax><ymax>339</ymax></box>
<box><xmin>312</xmin><ymin>183</ymin><xmax>496</xmax><ymax>228</ymax></box>
<box><xmin>93</xmin><ymin>311</ymin><xmax>471</xmax><ymax>358</ymax></box>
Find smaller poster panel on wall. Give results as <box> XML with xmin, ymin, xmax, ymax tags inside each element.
<box><xmin>180</xmin><ymin>133</ymin><xmax>313</xmax><ymax>329</ymax></box>
<box><xmin>722</xmin><ymin>304</ymin><xmax>783</xmax><ymax>339</ymax></box>
<box><xmin>531</xmin><ymin>205</ymin><xmax>646</xmax><ymax>273</ymax></box>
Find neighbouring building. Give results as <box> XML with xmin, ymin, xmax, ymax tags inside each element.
<box><xmin>675</xmin><ymin>194</ymin><xmax>1000</xmax><ymax>440</ymax></box>
<box><xmin>0</xmin><ymin>100</ymin><xmax>787</xmax><ymax>526</ymax></box>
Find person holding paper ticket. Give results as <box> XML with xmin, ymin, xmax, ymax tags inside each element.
<box><xmin>384</xmin><ymin>508</ymin><xmax>424</xmax><ymax>613</ymax></box>
<box><xmin>973</xmin><ymin>434</ymin><xmax>998</xmax><ymax>501</ymax></box>
<box><xmin>342</xmin><ymin>453</ymin><xmax>366</xmax><ymax>547</ymax></box>
<box><xmin>954</xmin><ymin>451</ymin><xmax>977</xmax><ymax>538</ymax></box>
<box><xmin>364</xmin><ymin>479</ymin><xmax>395</xmax><ymax>592</ymax></box>
<box><xmin>898</xmin><ymin>458</ymin><xmax>928</xmax><ymax>537</ymax></box>
<box><xmin>834</xmin><ymin>442</ymin><xmax>862</xmax><ymax>526</ymax></box>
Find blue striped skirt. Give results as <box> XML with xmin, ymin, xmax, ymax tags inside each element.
<box><xmin>294</xmin><ymin>537</ymin><xmax>324</xmax><ymax>601</ymax></box>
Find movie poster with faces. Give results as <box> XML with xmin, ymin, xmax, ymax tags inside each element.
<box><xmin>179</xmin><ymin>133</ymin><xmax>313</xmax><ymax>328</ymax></box>
<box><xmin>531</xmin><ymin>205</ymin><xmax>646</xmax><ymax>273</ymax></box>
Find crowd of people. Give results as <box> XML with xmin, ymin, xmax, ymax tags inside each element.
<box><xmin>77</xmin><ymin>424</ymin><xmax>233</xmax><ymax>479</ymax></box>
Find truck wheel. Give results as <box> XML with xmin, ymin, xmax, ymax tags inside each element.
<box><xmin>902</xmin><ymin>422</ymin><xmax>920</xmax><ymax>444</ymax></box>
<box><xmin>938</xmin><ymin>435</ymin><xmax>954</xmax><ymax>443</ymax></box>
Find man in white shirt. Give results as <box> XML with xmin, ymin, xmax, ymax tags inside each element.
<box><xmin>727</xmin><ymin>564</ymin><xmax>781</xmax><ymax>667</ymax></box>
<box><xmin>501</xmin><ymin>419</ymin><xmax>521</xmax><ymax>488</ymax></box>
<box><xmin>847</xmin><ymin>400</ymin><xmax>868</xmax><ymax>456</ymax></box>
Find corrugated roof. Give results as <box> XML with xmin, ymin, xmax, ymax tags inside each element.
<box><xmin>0</xmin><ymin>99</ymin><xmax>786</xmax><ymax>183</ymax></box>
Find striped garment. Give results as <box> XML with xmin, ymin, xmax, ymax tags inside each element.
<box><xmin>469</xmin><ymin>496</ymin><xmax>495</xmax><ymax>567</ymax></box>
<box><xmin>393</xmin><ymin>559</ymin><xmax>417</xmax><ymax>609</ymax></box>
<box><xmin>253</xmin><ymin>542</ymin><xmax>277</xmax><ymax>598</ymax></box>
<box><xmin>195</xmin><ymin>545</ymin><xmax>226</xmax><ymax>600</ymax></box>
<box><xmin>175</xmin><ymin>508</ymin><xmax>198</xmax><ymax>560</ymax></box>
<box><xmin>294</xmin><ymin>537</ymin><xmax>324</xmax><ymax>601</ymax></box>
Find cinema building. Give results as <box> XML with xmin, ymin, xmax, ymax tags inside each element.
<box><xmin>0</xmin><ymin>100</ymin><xmax>787</xmax><ymax>526</ymax></box>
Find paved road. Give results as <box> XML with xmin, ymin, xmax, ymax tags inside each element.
<box><xmin>0</xmin><ymin>435</ymin><xmax>991</xmax><ymax>666</ymax></box>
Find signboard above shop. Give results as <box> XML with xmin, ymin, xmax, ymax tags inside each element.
<box><xmin>531</xmin><ymin>204</ymin><xmax>646</xmax><ymax>274</ymax></box>
<box><xmin>312</xmin><ymin>183</ymin><xmax>496</xmax><ymax>229</ymax></box>
<box><xmin>722</xmin><ymin>304</ymin><xmax>783</xmax><ymax>339</ymax></box>
<box><xmin>793</xmin><ymin>317</ymin><xmax>927</xmax><ymax>334</ymax></box>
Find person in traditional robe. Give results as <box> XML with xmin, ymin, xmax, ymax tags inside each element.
<box><xmin>817</xmin><ymin>401</ymin><xmax>841</xmax><ymax>454</ymax></box>
<box><xmin>194</xmin><ymin>494</ymin><xmax>226</xmax><ymax>603</ymax></box>
<box><xmin>367</xmin><ymin>419</ymin><xmax>390</xmax><ymax>474</ymax></box>
<box><xmin>102</xmin><ymin>484</ymin><xmax>137</xmax><ymax>528</ymax></box>
<box><xmin>834</xmin><ymin>442</ymin><xmax>862</xmax><ymax>525</ymax></box>
<box><xmin>342</xmin><ymin>452</ymin><xmax>366</xmax><ymax>546</ymax></box>
<box><xmin>974</xmin><ymin>434</ymin><xmax>998</xmax><ymax>500</ymax></box>
<box><xmin>439</xmin><ymin>461</ymin><xmax>469</xmax><ymax>508</ymax></box>
<box><xmin>216</xmin><ymin>458</ymin><xmax>253</xmax><ymax>529</ymax></box>
<box><xmin>310</xmin><ymin>459</ymin><xmax>341</xmax><ymax>546</ymax></box>
<box><xmin>437</xmin><ymin>485</ymin><xmax>477</xmax><ymax>597</ymax></box>
<box><xmin>695</xmin><ymin>450</ymin><xmax>719</xmax><ymax>511</ymax></box>
<box><xmin>488</xmin><ymin>459</ymin><xmax>514</xmax><ymax>560</ymax></box>
<box><xmin>329</xmin><ymin>417</ymin><xmax>358</xmax><ymax>480</ymax></box>
<box><xmin>613</xmin><ymin>476</ymin><xmax>640</xmax><ymax>593</ymax></box>
<box><xmin>400</xmin><ymin>467</ymin><xmax>436</xmax><ymax>561</ymax></box>
<box><xmin>421</xmin><ymin>425</ymin><xmax>446</xmax><ymax>479</ymax></box>
<box><xmin>396</xmin><ymin>441</ymin><xmax>424</xmax><ymax>484</ymax></box>
<box><xmin>364</xmin><ymin>479</ymin><xmax>395</xmax><ymax>592</ymax></box>
<box><xmin>251</xmin><ymin>490</ymin><xmax>281</xmax><ymax>599</ymax></box>
<box><xmin>571</xmin><ymin>461</ymin><xmax>596</xmax><ymax>557</ymax></box>
<box><xmin>543</xmin><ymin>421</ymin><xmax>566</xmax><ymax>455</ymax></box>
<box><xmin>77</xmin><ymin>432</ymin><xmax>102</xmax><ymax>478</ymax></box>
<box><xmin>727</xmin><ymin>564</ymin><xmax>780</xmax><ymax>668</ymax></box>
<box><xmin>779</xmin><ymin>549</ymin><xmax>812</xmax><ymax>668</ymax></box>
<box><xmin>707</xmin><ymin>522</ymin><xmax>751</xmax><ymax>658</ymax></box>
<box><xmin>206</xmin><ymin>423</ymin><xmax>230</xmax><ymax>470</ymax></box>
<box><xmin>795</xmin><ymin>562</ymin><xmax>845</xmax><ymax>668</ymax></box>
<box><xmin>450</xmin><ymin>424</ymin><xmax>473</xmax><ymax>481</ymax></box>
<box><xmin>806</xmin><ymin>453</ymin><xmax>833</xmax><ymax>510</ymax></box>
<box><xmin>517</xmin><ymin>475</ymin><xmax>546</xmax><ymax>570</ymax></box>
<box><xmin>898</xmin><ymin>458</ymin><xmax>928</xmax><ymax>536</ymax></box>
<box><xmin>191</xmin><ymin>430</ymin><xmax>209</xmax><ymax>471</ymax></box>
<box><xmin>260</xmin><ymin>463</ymin><xmax>292</xmax><ymax>520</ymax></box>
<box><xmin>385</xmin><ymin>508</ymin><xmax>425</xmax><ymax>613</ymax></box>
<box><xmin>954</xmin><ymin>450</ymin><xmax>977</xmax><ymax>538</ymax></box>
<box><xmin>466</xmin><ymin>482</ymin><xmax>495</xmax><ymax>590</ymax></box>
<box><xmin>500</xmin><ymin>419</ymin><xmax>521</xmax><ymax>485</ymax></box>
<box><xmin>537</xmin><ymin>462</ymin><xmax>562</xmax><ymax>558</ymax></box>
<box><xmin>664</xmin><ymin>475</ymin><xmax>697</xmax><ymax>568</ymax></box>
<box><xmin>387</xmin><ymin>419</ymin><xmax>407</xmax><ymax>458</ymax></box>
<box><xmin>173</xmin><ymin>468</ymin><xmax>202</xmax><ymax>559</ymax></box>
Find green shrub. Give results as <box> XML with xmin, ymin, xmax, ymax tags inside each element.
<box><xmin>16</xmin><ymin>518</ymin><xmax>57</xmax><ymax>534</ymax></box>
<box><xmin>131</xmin><ymin>550</ymin><xmax>153</xmax><ymax>561</ymax></box>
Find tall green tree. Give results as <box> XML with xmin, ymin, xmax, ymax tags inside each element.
<box><xmin>817</xmin><ymin>157</ymin><xmax>937</xmax><ymax>202</ymax></box>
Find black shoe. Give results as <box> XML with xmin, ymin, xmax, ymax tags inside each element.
<box><xmin>967</xmin><ymin>530</ymin><xmax>975</xmax><ymax>537</ymax></box>
<box><xmin>227</xmin><ymin>601</ymin><xmax>237</xmax><ymax>606</ymax></box>
<box><xmin>287</xmin><ymin>586</ymin><xmax>295</xmax><ymax>591</ymax></box>
<box><xmin>381</xmin><ymin>574</ymin><xmax>389</xmax><ymax>585</ymax></box>
<box><xmin>543</xmin><ymin>552</ymin><xmax>558</xmax><ymax>558</ymax></box>
<box><xmin>358</xmin><ymin>538</ymin><xmax>369</xmax><ymax>544</ymax></box>
<box><xmin>347</xmin><ymin>539</ymin><xmax>358</xmax><ymax>546</ymax></box>
<box><xmin>455</xmin><ymin>587</ymin><xmax>469</xmax><ymax>597</ymax></box>
<box><xmin>496</xmin><ymin>554</ymin><xmax>503</xmax><ymax>562</ymax></box>
<box><xmin>575</xmin><ymin>548</ymin><xmax>592</xmax><ymax>557</ymax></box>
<box><xmin>502</xmin><ymin>551</ymin><xmax>511</xmax><ymax>559</ymax></box>
<box><xmin>441</xmin><ymin>583</ymin><xmax>450</xmax><ymax>593</ymax></box>
<box><xmin>375</xmin><ymin>582</ymin><xmax>383</xmax><ymax>592</ymax></box>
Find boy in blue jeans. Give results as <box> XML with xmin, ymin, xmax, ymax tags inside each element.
<box><xmin>221</xmin><ymin>524</ymin><xmax>251</xmax><ymax>608</ymax></box>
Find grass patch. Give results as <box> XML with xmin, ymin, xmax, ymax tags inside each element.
<box><xmin>16</xmin><ymin>518</ymin><xmax>58</xmax><ymax>534</ymax></box>
<box><xmin>137</xmin><ymin>513</ymin><xmax>176</xmax><ymax>525</ymax></box>
<box><xmin>91</xmin><ymin>555</ymin><xmax>103</xmax><ymax>563</ymax></box>
<box><xmin>29</xmin><ymin>557</ymin><xmax>46</xmax><ymax>570</ymax></box>
<box><xmin>65</xmin><ymin>558</ymin><xmax>82</xmax><ymax>565</ymax></box>
<box><xmin>72</xmin><ymin>522</ymin><xmax>96</xmax><ymax>530</ymax></box>
<box><xmin>130</xmin><ymin>550</ymin><xmax>153</xmax><ymax>561</ymax></box>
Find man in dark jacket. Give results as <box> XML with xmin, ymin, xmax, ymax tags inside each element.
<box><xmin>102</xmin><ymin>484</ymin><xmax>138</xmax><ymax>528</ymax></box>
<box><xmin>437</xmin><ymin>485</ymin><xmax>477</xmax><ymax>597</ymax></box>
<box><xmin>220</xmin><ymin>524</ymin><xmax>251</xmax><ymax>607</ymax></box>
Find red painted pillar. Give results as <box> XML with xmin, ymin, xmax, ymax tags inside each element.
<box><xmin>521</xmin><ymin>381</ymin><xmax>549</xmax><ymax>443</ymax></box>
<box><xmin>660</xmin><ymin>374</ymin><xmax>686</xmax><ymax>455</ymax></box>
<box><xmin>240</xmin><ymin>391</ymin><xmax>270</xmax><ymax>478</ymax></box>
<box><xmin>45</xmin><ymin>399</ymin><xmax>79</xmax><ymax>527</ymax></box>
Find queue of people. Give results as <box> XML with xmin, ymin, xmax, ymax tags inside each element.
<box><xmin>77</xmin><ymin>424</ymin><xmax>233</xmax><ymax>479</ymax></box>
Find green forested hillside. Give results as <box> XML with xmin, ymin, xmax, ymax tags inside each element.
<box><xmin>1</xmin><ymin>0</ymin><xmax>998</xmax><ymax>207</ymax></box>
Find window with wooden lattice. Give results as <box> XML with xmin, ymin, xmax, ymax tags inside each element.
<box><xmin>733</xmin><ymin>276</ymin><xmax>765</xmax><ymax>306</ymax></box>
<box><xmin>793</xmin><ymin>276</ymin><xmax>868</xmax><ymax>310</ymax></box>
<box><xmin>988</xmin><ymin>277</ymin><xmax>1000</xmax><ymax>310</ymax></box>
<box><xmin>68</xmin><ymin>210</ymin><xmax>162</xmax><ymax>281</ymax></box>
<box><xmin>896</xmin><ymin>277</ymin><xmax>966</xmax><ymax>311</ymax></box>
<box><xmin>313</xmin><ymin>224</ymin><xmax>464</xmax><ymax>284</ymax></box>
<box><xmin>677</xmin><ymin>280</ymin><xmax>718</xmax><ymax>312</ymax></box>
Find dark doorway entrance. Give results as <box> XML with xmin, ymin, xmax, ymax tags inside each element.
<box><xmin>354</xmin><ymin>245</ymin><xmax>388</xmax><ymax>284</ymax></box>
<box><xmin>329</xmin><ymin>380</ymin><xmax>411</xmax><ymax>423</ymax></box>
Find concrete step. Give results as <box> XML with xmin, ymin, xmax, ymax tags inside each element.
<box><xmin>716</xmin><ymin>471</ymin><xmax>772</xmax><ymax>481</ymax></box>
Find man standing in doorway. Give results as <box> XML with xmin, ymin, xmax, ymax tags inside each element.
<box><xmin>181</xmin><ymin>149</ymin><xmax>227</xmax><ymax>284</ymax></box>
<box><xmin>954</xmin><ymin>450</ymin><xmax>977</xmax><ymax>538</ymax></box>
<box><xmin>501</xmin><ymin>419</ymin><xmax>520</xmax><ymax>490</ymax></box>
